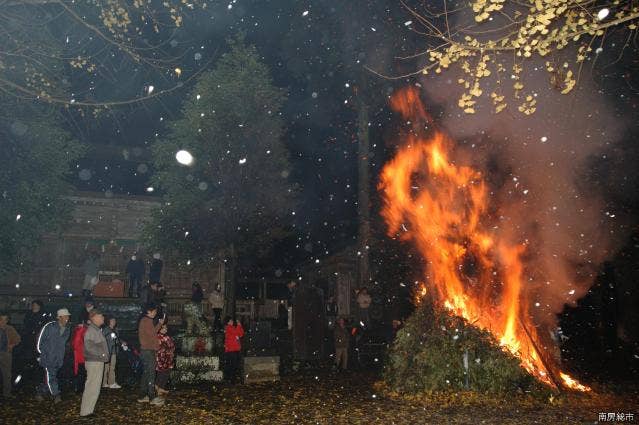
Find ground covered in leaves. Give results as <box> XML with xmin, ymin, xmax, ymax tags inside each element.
<box><xmin>1</xmin><ymin>372</ymin><xmax>637</xmax><ymax>424</ymax></box>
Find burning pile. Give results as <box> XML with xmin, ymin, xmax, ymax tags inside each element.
<box><xmin>379</xmin><ymin>87</ymin><xmax>590</xmax><ymax>392</ymax></box>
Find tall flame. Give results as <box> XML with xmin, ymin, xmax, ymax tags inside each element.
<box><xmin>379</xmin><ymin>87</ymin><xmax>590</xmax><ymax>392</ymax></box>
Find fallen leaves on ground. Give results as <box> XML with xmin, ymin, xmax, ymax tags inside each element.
<box><xmin>1</xmin><ymin>372</ymin><xmax>637</xmax><ymax>424</ymax></box>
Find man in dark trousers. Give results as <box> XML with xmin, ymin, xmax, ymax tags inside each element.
<box><xmin>126</xmin><ymin>254</ymin><xmax>145</xmax><ymax>298</ymax></box>
<box><xmin>149</xmin><ymin>253</ymin><xmax>163</xmax><ymax>284</ymax></box>
<box><xmin>21</xmin><ymin>300</ymin><xmax>50</xmax><ymax>370</ymax></box>
<box><xmin>36</xmin><ymin>308</ymin><xmax>71</xmax><ymax>403</ymax></box>
<box><xmin>137</xmin><ymin>303</ymin><xmax>165</xmax><ymax>406</ymax></box>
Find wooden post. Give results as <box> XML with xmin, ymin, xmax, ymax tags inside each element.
<box><xmin>356</xmin><ymin>97</ymin><xmax>371</xmax><ymax>289</ymax></box>
<box><xmin>519</xmin><ymin>318</ymin><xmax>563</xmax><ymax>392</ymax></box>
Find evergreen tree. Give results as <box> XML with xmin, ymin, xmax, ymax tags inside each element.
<box><xmin>146</xmin><ymin>36</ymin><xmax>297</xmax><ymax>298</ymax></box>
<box><xmin>0</xmin><ymin>97</ymin><xmax>84</xmax><ymax>275</ymax></box>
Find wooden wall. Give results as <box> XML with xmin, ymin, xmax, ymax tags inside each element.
<box><xmin>1</xmin><ymin>192</ymin><xmax>224</xmax><ymax>298</ymax></box>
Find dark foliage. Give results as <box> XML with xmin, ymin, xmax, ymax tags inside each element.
<box><xmin>384</xmin><ymin>295</ymin><xmax>551</xmax><ymax>396</ymax></box>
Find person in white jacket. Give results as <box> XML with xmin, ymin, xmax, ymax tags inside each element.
<box><xmin>208</xmin><ymin>285</ymin><xmax>224</xmax><ymax>331</ymax></box>
<box><xmin>356</xmin><ymin>288</ymin><xmax>372</xmax><ymax>328</ymax></box>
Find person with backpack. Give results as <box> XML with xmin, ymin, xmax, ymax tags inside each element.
<box><xmin>36</xmin><ymin>308</ymin><xmax>71</xmax><ymax>403</ymax></box>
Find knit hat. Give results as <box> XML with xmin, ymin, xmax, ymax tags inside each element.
<box><xmin>57</xmin><ymin>308</ymin><xmax>71</xmax><ymax>318</ymax></box>
<box><xmin>88</xmin><ymin>309</ymin><xmax>103</xmax><ymax>318</ymax></box>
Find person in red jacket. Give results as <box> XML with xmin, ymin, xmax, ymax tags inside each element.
<box><xmin>71</xmin><ymin>322</ymin><xmax>88</xmax><ymax>393</ymax></box>
<box><xmin>223</xmin><ymin>317</ymin><xmax>244</xmax><ymax>383</ymax></box>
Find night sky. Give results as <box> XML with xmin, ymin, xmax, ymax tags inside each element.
<box><xmin>64</xmin><ymin>1</ymin><xmax>418</xmax><ymax>267</ymax></box>
<box><xmin>14</xmin><ymin>0</ymin><xmax>632</xmax><ymax>276</ymax></box>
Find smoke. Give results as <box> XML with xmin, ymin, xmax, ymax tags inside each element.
<box><xmin>418</xmin><ymin>55</ymin><xmax>625</xmax><ymax>327</ymax></box>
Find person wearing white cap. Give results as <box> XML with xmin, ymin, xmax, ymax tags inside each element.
<box><xmin>80</xmin><ymin>309</ymin><xmax>108</xmax><ymax>417</ymax></box>
<box><xmin>35</xmin><ymin>308</ymin><xmax>71</xmax><ymax>404</ymax></box>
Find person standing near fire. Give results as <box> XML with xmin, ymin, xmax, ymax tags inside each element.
<box><xmin>333</xmin><ymin>317</ymin><xmax>350</xmax><ymax>372</ymax></box>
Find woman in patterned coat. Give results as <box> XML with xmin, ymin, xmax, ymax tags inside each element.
<box><xmin>155</xmin><ymin>324</ymin><xmax>175</xmax><ymax>396</ymax></box>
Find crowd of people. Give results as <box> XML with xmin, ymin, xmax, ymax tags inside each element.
<box><xmin>0</xmin><ymin>298</ymin><xmax>178</xmax><ymax>418</ymax></box>
<box><xmin>0</xmin><ymin>259</ymin><xmax>406</xmax><ymax>418</ymax></box>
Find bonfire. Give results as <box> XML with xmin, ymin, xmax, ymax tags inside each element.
<box><xmin>379</xmin><ymin>87</ymin><xmax>591</xmax><ymax>392</ymax></box>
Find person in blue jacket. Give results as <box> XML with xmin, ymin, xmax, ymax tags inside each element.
<box><xmin>35</xmin><ymin>308</ymin><xmax>71</xmax><ymax>403</ymax></box>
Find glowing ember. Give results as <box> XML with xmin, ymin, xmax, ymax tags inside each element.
<box><xmin>560</xmin><ymin>372</ymin><xmax>592</xmax><ymax>392</ymax></box>
<box><xmin>379</xmin><ymin>87</ymin><xmax>591</xmax><ymax>392</ymax></box>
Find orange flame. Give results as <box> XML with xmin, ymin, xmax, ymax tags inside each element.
<box><xmin>379</xmin><ymin>87</ymin><xmax>590</xmax><ymax>392</ymax></box>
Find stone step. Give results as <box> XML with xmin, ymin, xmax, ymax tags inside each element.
<box><xmin>243</xmin><ymin>356</ymin><xmax>280</xmax><ymax>384</ymax></box>
<box><xmin>243</xmin><ymin>370</ymin><xmax>280</xmax><ymax>384</ymax></box>
<box><xmin>171</xmin><ymin>369</ymin><xmax>223</xmax><ymax>383</ymax></box>
<box><xmin>175</xmin><ymin>355</ymin><xmax>219</xmax><ymax>371</ymax></box>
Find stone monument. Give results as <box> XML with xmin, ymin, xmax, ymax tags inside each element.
<box><xmin>171</xmin><ymin>302</ymin><xmax>223</xmax><ymax>384</ymax></box>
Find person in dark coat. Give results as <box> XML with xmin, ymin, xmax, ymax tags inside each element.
<box><xmin>21</xmin><ymin>300</ymin><xmax>50</xmax><ymax>367</ymax></box>
<box><xmin>191</xmin><ymin>282</ymin><xmax>204</xmax><ymax>304</ymax></box>
<box><xmin>79</xmin><ymin>299</ymin><xmax>94</xmax><ymax>325</ymax></box>
<box><xmin>126</xmin><ymin>254</ymin><xmax>145</xmax><ymax>298</ymax></box>
<box><xmin>149</xmin><ymin>253</ymin><xmax>163</xmax><ymax>284</ymax></box>
<box><xmin>36</xmin><ymin>308</ymin><xmax>71</xmax><ymax>403</ymax></box>
<box><xmin>82</xmin><ymin>253</ymin><xmax>100</xmax><ymax>298</ymax></box>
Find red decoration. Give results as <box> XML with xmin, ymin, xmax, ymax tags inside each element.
<box><xmin>194</xmin><ymin>337</ymin><xmax>206</xmax><ymax>354</ymax></box>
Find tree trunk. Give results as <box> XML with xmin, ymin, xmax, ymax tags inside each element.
<box><xmin>356</xmin><ymin>99</ymin><xmax>371</xmax><ymax>289</ymax></box>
